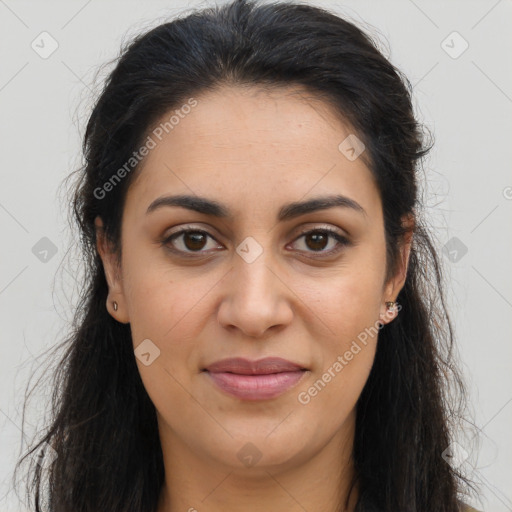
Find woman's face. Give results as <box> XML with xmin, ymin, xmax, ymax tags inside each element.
<box><xmin>96</xmin><ymin>85</ymin><xmax>410</xmax><ymax>474</ymax></box>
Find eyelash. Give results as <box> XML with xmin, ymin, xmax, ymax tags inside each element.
<box><xmin>161</xmin><ymin>226</ymin><xmax>351</xmax><ymax>258</ymax></box>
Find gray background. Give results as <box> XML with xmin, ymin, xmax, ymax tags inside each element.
<box><xmin>1</xmin><ymin>0</ymin><xmax>511</xmax><ymax>510</ymax></box>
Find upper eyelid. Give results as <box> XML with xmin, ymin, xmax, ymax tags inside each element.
<box><xmin>164</xmin><ymin>224</ymin><xmax>347</xmax><ymax>241</ymax></box>
<box><xmin>163</xmin><ymin>225</ymin><xmax>349</xmax><ymax>250</ymax></box>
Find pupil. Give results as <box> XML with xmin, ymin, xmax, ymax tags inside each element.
<box><xmin>185</xmin><ymin>232</ymin><xmax>206</xmax><ymax>251</ymax></box>
<box><xmin>307</xmin><ymin>232</ymin><xmax>327</xmax><ymax>251</ymax></box>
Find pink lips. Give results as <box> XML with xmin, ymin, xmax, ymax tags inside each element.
<box><xmin>203</xmin><ymin>357</ymin><xmax>307</xmax><ymax>401</ymax></box>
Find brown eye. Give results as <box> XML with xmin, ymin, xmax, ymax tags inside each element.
<box><xmin>290</xmin><ymin>228</ymin><xmax>350</xmax><ymax>257</ymax></box>
<box><xmin>161</xmin><ymin>226</ymin><xmax>350</xmax><ymax>259</ymax></box>
<box><xmin>181</xmin><ymin>231</ymin><xmax>208</xmax><ymax>251</ymax></box>
<box><xmin>162</xmin><ymin>229</ymin><xmax>222</xmax><ymax>255</ymax></box>
<box><xmin>304</xmin><ymin>231</ymin><xmax>329</xmax><ymax>251</ymax></box>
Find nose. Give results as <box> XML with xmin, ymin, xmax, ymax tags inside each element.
<box><xmin>217</xmin><ymin>241</ymin><xmax>293</xmax><ymax>339</ymax></box>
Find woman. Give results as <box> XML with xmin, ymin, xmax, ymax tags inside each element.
<box><xmin>14</xmin><ymin>0</ymin><xmax>480</xmax><ymax>510</ymax></box>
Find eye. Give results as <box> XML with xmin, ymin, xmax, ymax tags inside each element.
<box><xmin>161</xmin><ymin>225</ymin><xmax>351</xmax><ymax>258</ymax></box>
<box><xmin>162</xmin><ymin>227</ymin><xmax>222</xmax><ymax>256</ymax></box>
<box><xmin>289</xmin><ymin>227</ymin><xmax>351</xmax><ymax>257</ymax></box>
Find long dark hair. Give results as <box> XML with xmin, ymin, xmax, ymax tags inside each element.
<box><xmin>13</xmin><ymin>0</ymin><xmax>477</xmax><ymax>510</ymax></box>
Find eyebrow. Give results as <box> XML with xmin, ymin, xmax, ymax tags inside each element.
<box><xmin>146</xmin><ymin>193</ymin><xmax>367</xmax><ymax>221</ymax></box>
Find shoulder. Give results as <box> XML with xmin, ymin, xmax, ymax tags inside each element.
<box><xmin>461</xmin><ymin>503</ymin><xmax>482</xmax><ymax>512</ymax></box>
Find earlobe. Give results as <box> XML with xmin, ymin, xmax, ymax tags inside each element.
<box><xmin>379</xmin><ymin>300</ymin><xmax>399</xmax><ymax>326</ymax></box>
<box><xmin>95</xmin><ymin>216</ymin><xmax>130</xmax><ymax>324</ymax></box>
<box><xmin>105</xmin><ymin>297</ymin><xmax>130</xmax><ymax>324</ymax></box>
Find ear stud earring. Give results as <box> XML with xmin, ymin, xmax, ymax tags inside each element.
<box><xmin>385</xmin><ymin>301</ymin><xmax>396</xmax><ymax>312</ymax></box>
<box><xmin>113</xmin><ymin>301</ymin><xmax>118</xmax><ymax>311</ymax></box>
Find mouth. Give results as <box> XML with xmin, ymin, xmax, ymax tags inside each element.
<box><xmin>202</xmin><ymin>357</ymin><xmax>309</xmax><ymax>401</ymax></box>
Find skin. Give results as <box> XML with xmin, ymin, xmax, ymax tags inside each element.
<box><xmin>95</xmin><ymin>85</ymin><xmax>413</xmax><ymax>512</ymax></box>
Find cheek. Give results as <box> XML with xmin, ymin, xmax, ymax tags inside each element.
<box><xmin>302</xmin><ymin>260</ymin><xmax>384</xmax><ymax>343</ymax></box>
<box><xmin>124</xmin><ymin>266</ymin><xmax>207</xmax><ymax>424</ymax></box>
<box><xmin>296</xmin><ymin>260</ymin><xmax>383</xmax><ymax>415</ymax></box>
<box><xmin>297</xmin><ymin>340</ymin><xmax>376</xmax><ymax>441</ymax></box>
<box><xmin>122</xmin><ymin>244</ymin><xmax>204</xmax><ymax>342</ymax></box>
<box><xmin>123</xmin><ymin>256</ymin><xmax>223</xmax><ymax>384</ymax></box>
<box><xmin>295</xmin><ymin>272</ymin><xmax>382</xmax><ymax>425</ymax></box>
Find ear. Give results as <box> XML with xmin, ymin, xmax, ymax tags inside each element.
<box><xmin>95</xmin><ymin>216</ymin><xmax>130</xmax><ymax>324</ymax></box>
<box><xmin>379</xmin><ymin>213</ymin><xmax>414</xmax><ymax>325</ymax></box>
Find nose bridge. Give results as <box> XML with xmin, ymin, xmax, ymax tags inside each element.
<box><xmin>218</xmin><ymin>232</ymin><xmax>292</xmax><ymax>335</ymax></box>
<box><xmin>233</xmin><ymin>234</ymin><xmax>279</xmax><ymax>299</ymax></box>
<box><xmin>215</xmin><ymin>219</ymin><xmax>297</xmax><ymax>337</ymax></box>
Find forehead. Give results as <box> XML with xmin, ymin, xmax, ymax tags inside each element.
<box><xmin>125</xmin><ymin>85</ymin><xmax>381</xmax><ymax>222</ymax></box>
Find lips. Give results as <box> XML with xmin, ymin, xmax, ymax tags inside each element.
<box><xmin>203</xmin><ymin>357</ymin><xmax>308</xmax><ymax>401</ymax></box>
<box><xmin>204</xmin><ymin>357</ymin><xmax>305</xmax><ymax>374</ymax></box>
